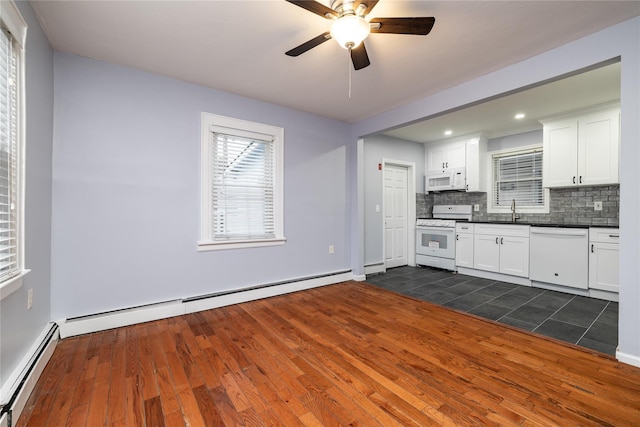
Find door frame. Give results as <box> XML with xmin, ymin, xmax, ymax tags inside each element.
<box><xmin>382</xmin><ymin>158</ymin><xmax>416</xmax><ymax>269</ymax></box>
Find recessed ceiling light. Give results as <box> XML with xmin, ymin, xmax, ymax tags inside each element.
<box><xmin>515</xmin><ymin>113</ymin><xmax>526</xmax><ymax>119</ymax></box>
<box><xmin>444</xmin><ymin>130</ymin><xmax>453</xmax><ymax>136</ymax></box>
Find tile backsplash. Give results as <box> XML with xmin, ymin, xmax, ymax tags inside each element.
<box><xmin>417</xmin><ymin>185</ymin><xmax>619</xmax><ymax>226</ymax></box>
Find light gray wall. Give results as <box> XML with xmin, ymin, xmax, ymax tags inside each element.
<box><xmin>1</xmin><ymin>0</ymin><xmax>53</xmax><ymax>387</ymax></box>
<box><xmin>50</xmin><ymin>53</ymin><xmax>351</xmax><ymax>320</ymax></box>
<box><xmin>362</xmin><ymin>134</ymin><xmax>424</xmax><ymax>267</ymax></box>
<box><xmin>351</xmin><ymin>17</ymin><xmax>640</xmax><ymax>363</ymax></box>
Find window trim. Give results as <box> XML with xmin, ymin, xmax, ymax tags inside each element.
<box><xmin>0</xmin><ymin>0</ymin><xmax>28</xmax><ymax>300</ymax></box>
<box><xmin>198</xmin><ymin>112</ymin><xmax>285</xmax><ymax>251</ymax></box>
<box><xmin>486</xmin><ymin>144</ymin><xmax>549</xmax><ymax>214</ymax></box>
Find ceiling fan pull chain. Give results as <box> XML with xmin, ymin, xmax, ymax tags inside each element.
<box><xmin>348</xmin><ymin>48</ymin><xmax>352</xmax><ymax>98</ymax></box>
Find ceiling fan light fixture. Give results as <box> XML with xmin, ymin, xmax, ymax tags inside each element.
<box><xmin>330</xmin><ymin>15</ymin><xmax>371</xmax><ymax>49</ymax></box>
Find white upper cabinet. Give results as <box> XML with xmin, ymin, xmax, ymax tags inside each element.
<box><xmin>542</xmin><ymin>106</ymin><xmax>619</xmax><ymax>188</ymax></box>
<box><xmin>426</xmin><ymin>141</ymin><xmax>466</xmax><ymax>173</ymax></box>
<box><xmin>579</xmin><ymin>109</ymin><xmax>620</xmax><ymax>186</ymax></box>
<box><xmin>425</xmin><ymin>137</ymin><xmax>486</xmax><ymax>192</ymax></box>
<box><xmin>464</xmin><ymin>137</ymin><xmax>485</xmax><ymax>192</ymax></box>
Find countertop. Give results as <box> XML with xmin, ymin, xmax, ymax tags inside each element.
<box><xmin>466</xmin><ymin>221</ymin><xmax>618</xmax><ymax>229</ymax></box>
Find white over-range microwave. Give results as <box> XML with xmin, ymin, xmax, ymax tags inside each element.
<box><xmin>425</xmin><ymin>167</ymin><xmax>466</xmax><ymax>192</ymax></box>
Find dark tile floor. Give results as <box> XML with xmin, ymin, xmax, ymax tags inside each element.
<box><xmin>365</xmin><ymin>266</ymin><xmax>618</xmax><ymax>356</ymax></box>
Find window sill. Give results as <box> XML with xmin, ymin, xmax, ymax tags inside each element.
<box><xmin>197</xmin><ymin>238</ymin><xmax>286</xmax><ymax>252</ymax></box>
<box><xmin>0</xmin><ymin>269</ymin><xmax>31</xmax><ymax>301</ymax></box>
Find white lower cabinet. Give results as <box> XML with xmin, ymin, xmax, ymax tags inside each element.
<box><xmin>589</xmin><ymin>228</ymin><xmax>619</xmax><ymax>293</ymax></box>
<box><xmin>459</xmin><ymin>223</ymin><xmax>619</xmax><ymax>299</ymax></box>
<box><xmin>455</xmin><ymin>223</ymin><xmax>474</xmax><ymax>268</ymax></box>
<box><xmin>473</xmin><ymin>234</ymin><xmax>500</xmax><ymax>272</ymax></box>
<box><xmin>500</xmin><ymin>235</ymin><xmax>531</xmax><ymax>277</ymax></box>
<box><xmin>473</xmin><ymin>224</ymin><xmax>530</xmax><ymax>278</ymax></box>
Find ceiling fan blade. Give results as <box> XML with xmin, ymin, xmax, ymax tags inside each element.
<box><xmin>285</xmin><ymin>0</ymin><xmax>338</xmax><ymax>19</ymax></box>
<box><xmin>353</xmin><ymin>0</ymin><xmax>380</xmax><ymax>17</ymax></box>
<box><xmin>285</xmin><ymin>32</ymin><xmax>332</xmax><ymax>57</ymax></box>
<box><xmin>350</xmin><ymin>43</ymin><xmax>370</xmax><ymax>70</ymax></box>
<box><xmin>370</xmin><ymin>17</ymin><xmax>436</xmax><ymax>35</ymax></box>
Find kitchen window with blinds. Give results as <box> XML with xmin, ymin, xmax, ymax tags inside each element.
<box><xmin>0</xmin><ymin>0</ymin><xmax>28</xmax><ymax>298</ymax></box>
<box><xmin>199</xmin><ymin>113</ymin><xmax>285</xmax><ymax>251</ymax></box>
<box><xmin>490</xmin><ymin>147</ymin><xmax>548</xmax><ymax>213</ymax></box>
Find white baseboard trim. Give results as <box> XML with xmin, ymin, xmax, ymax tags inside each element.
<box><xmin>364</xmin><ymin>263</ymin><xmax>385</xmax><ymax>275</ymax></box>
<box><xmin>616</xmin><ymin>350</ymin><xmax>640</xmax><ymax>368</ymax></box>
<box><xmin>0</xmin><ymin>323</ymin><xmax>58</xmax><ymax>426</ymax></box>
<box><xmin>588</xmin><ymin>288</ymin><xmax>619</xmax><ymax>302</ymax></box>
<box><xmin>352</xmin><ymin>274</ymin><xmax>366</xmax><ymax>281</ymax></box>
<box><xmin>58</xmin><ymin>271</ymin><xmax>353</xmax><ymax>338</ymax></box>
<box><xmin>531</xmin><ymin>281</ymin><xmax>590</xmax><ymax>296</ymax></box>
<box><xmin>457</xmin><ymin>267</ymin><xmax>531</xmax><ymax>286</ymax></box>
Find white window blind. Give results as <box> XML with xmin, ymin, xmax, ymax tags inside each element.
<box><xmin>0</xmin><ymin>28</ymin><xmax>19</xmax><ymax>282</ymax></box>
<box><xmin>210</xmin><ymin>132</ymin><xmax>275</xmax><ymax>241</ymax></box>
<box><xmin>493</xmin><ymin>150</ymin><xmax>543</xmax><ymax>208</ymax></box>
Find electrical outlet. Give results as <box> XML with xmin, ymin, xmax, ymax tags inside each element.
<box><xmin>474</xmin><ymin>204</ymin><xmax>480</xmax><ymax>212</ymax></box>
<box><xmin>329</xmin><ymin>245</ymin><xmax>335</xmax><ymax>255</ymax></box>
<box><xmin>594</xmin><ymin>201</ymin><xmax>603</xmax><ymax>211</ymax></box>
<box><xmin>27</xmin><ymin>288</ymin><xmax>33</xmax><ymax>310</ymax></box>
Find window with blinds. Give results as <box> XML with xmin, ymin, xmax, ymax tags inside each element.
<box><xmin>0</xmin><ymin>28</ymin><xmax>20</xmax><ymax>283</ymax></box>
<box><xmin>492</xmin><ymin>149</ymin><xmax>544</xmax><ymax>208</ymax></box>
<box><xmin>211</xmin><ymin>132</ymin><xmax>274</xmax><ymax>241</ymax></box>
<box><xmin>199</xmin><ymin>113</ymin><xmax>284</xmax><ymax>250</ymax></box>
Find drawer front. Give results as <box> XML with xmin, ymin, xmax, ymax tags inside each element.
<box><xmin>456</xmin><ymin>223</ymin><xmax>474</xmax><ymax>233</ymax></box>
<box><xmin>474</xmin><ymin>223</ymin><xmax>529</xmax><ymax>238</ymax></box>
<box><xmin>589</xmin><ymin>228</ymin><xmax>619</xmax><ymax>244</ymax></box>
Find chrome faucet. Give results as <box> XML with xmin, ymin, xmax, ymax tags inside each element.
<box><xmin>511</xmin><ymin>199</ymin><xmax>520</xmax><ymax>223</ymax></box>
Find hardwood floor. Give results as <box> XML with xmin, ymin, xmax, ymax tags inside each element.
<box><xmin>17</xmin><ymin>281</ymin><xmax>640</xmax><ymax>426</ymax></box>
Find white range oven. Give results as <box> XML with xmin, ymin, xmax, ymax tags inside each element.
<box><xmin>416</xmin><ymin>205</ymin><xmax>473</xmax><ymax>271</ymax></box>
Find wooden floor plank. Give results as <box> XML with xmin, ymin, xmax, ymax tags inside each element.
<box><xmin>17</xmin><ymin>281</ymin><xmax>640</xmax><ymax>426</ymax></box>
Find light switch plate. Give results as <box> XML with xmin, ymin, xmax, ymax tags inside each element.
<box><xmin>594</xmin><ymin>201</ymin><xmax>603</xmax><ymax>211</ymax></box>
<box><xmin>474</xmin><ymin>204</ymin><xmax>480</xmax><ymax>212</ymax></box>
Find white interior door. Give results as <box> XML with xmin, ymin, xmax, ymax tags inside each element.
<box><xmin>384</xmin><ymin>164</ymin><xmax>409</xmax><ymax>268</ymax></box>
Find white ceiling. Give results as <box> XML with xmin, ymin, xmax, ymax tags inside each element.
<box><xmin>385</xmin><ymin>61</ymin><xmax>621</xmax><ymax>144</ymax></box>
<box><xmin>31</xmin><ymin>0</ymin><xmax>639</xmax><ymax>126</ymax></box>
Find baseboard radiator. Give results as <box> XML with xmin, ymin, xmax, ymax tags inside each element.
<box><xmin>0</xmin><ymin>323</ymin><xmax>58</xmax><ymax>427</ymax></box>
<box><xmin>58</xmin><ymin>270</ymin><xmax>353</xmax><ymax>339</ymax></box>
<box><xmin>0</xmin><ymin>270</ymin><xmax>353</xmax><ymax>426</ymax></box>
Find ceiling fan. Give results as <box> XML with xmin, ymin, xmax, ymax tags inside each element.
<box><xmin>284</xmin><ymin>0</ymin><xmax>436</xmax><ymax>70</ymax></box>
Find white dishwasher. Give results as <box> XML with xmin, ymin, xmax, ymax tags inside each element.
<box><xmin>529</xmin><ymin>227</ymin><xmax>589</xmax><ymax>289</ymax></box>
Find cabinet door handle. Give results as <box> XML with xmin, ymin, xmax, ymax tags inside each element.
<box><xmin>446</xmin><ymin>162</ymin><xmax>448</xmax><ymax>168</ymax></box>
<box><xmin>456</xmin><ymin>234</ymin><xmax>459</xmax><ymax>241</ymax></box>
<box><xmin>573</xmin><ymin>176</ymin><xmax>576</xmax><ymax>184</ymax></box>
<box><xmin>466</xmin><ymin>184</ymin><xmax>469</xmax><ymax>190</ymax></box>
<box><xmin>495</xmin><ymin>237</ymin><xmax>499</xmax><ymax>244</ymax></box>
<box><xmin>579</xmin><ymin>176</ymin><xmax>583</xmax><ymax>184</ymax></box>
<box><xmin>591</xmin><ymin>244</ymin><xmax>594</xmax><ymax>253</ymax></box>
<box><xmin>609</xmin><ymin>234</ymin><xmax>619</xmax><ymax>238</ymax></box>
<box><xmin>500</xmin><ymin>237</ymin><xmax>504</xmax><ymax>245</ymax></box>
<box><xmin>442</xmin><ymin>162</ymin><xmax>445</xmax><ymax>168</ymax></box>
